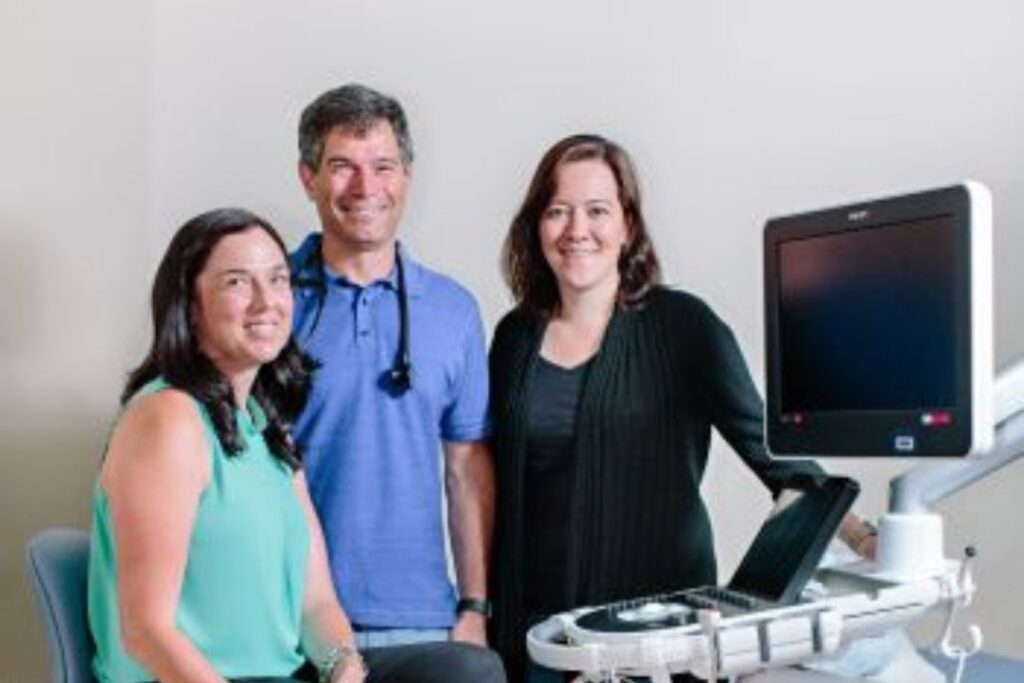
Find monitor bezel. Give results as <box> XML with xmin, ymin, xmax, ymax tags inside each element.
<box><xmin>764</xmin><ymin>182</ymin><xmax>992</xmax><ymax>458</ymax></box>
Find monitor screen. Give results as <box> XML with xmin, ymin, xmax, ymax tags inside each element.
<box><xmin>765</xmin><ymin>183</ymin><xmax>992</xmax><ymax>457</ymax></box>
<box><xmin>778</xmin><ymin>215</ymin><xmax>957</xmax><ymax>413</ymax></box>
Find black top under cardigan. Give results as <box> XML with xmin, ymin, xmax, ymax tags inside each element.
<box><xmin>487</xmin><ymin>287</ymin><xmax>823</xmax><ymax>680</ymax></box>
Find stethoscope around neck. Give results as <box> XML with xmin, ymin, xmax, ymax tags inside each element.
<box><xmin>291</xmin><ymin>240</ymin><xmax>412</xmax><ymax>395</ymax></box>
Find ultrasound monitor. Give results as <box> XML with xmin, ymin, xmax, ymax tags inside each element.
<box><xmin>764</xmin><ymin>183</ymin><xmax>992</xmax><ymax>457</ymax></box>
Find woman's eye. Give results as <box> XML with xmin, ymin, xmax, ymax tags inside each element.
<box><xmin>588</xmin><ymin>206</ymin><xmax>609</xmax><ymax>218</ymax></box>
<box><xmin>223</xmin><ymin>275</ymin><xmax>250</xmax><ymax>289</ymax></box>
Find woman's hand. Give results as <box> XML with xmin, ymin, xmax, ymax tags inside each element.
<box><xmin>331</xmin><ymin>654</ymin><xmax>367</xmax><ymax>683</ymax></box>
<box><xmin>839</xmin><ymin>513</ymin><xmax>878</xmax><ymax>560</ymax></box>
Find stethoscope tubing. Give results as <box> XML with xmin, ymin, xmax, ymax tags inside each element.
<box><xmin>292</xmin><ymin>239</ymin><xmax>412</xmax><ymax>392</ymax></box>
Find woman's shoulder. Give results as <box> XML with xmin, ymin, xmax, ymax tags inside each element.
<box><xmin>103</xmin><ymin>388</ymin><xmax>209</xmax><ymax>482</ymax></box>
<box><xmin>492</xmin><ymin>306</ymin><xmax>541</xmax><ymax>345</ymax></box>
<box><xmin>643</xmin><ymin>285</ymin><xmax>719</xmax><ymax>323</ymax></box>
<box><xmin>636</xmin><ymin>287</ymin><xmax>740</xmax><ymax>355</ymax></box>
<box><xmin>124</xmin><ymin>386</ymin><xmax>200</xmax><ymax>426</ymax></box>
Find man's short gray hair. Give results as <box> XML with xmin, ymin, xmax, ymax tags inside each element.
<box><xmin>298</xmin><ymin>83</ymin><xmax>414</xmax><ymax>170</ymax></box>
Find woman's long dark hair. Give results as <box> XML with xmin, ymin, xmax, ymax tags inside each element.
<box><xmin>503</xmin><ymin>133</ymin><xmax>662</xmax><ymax>317</ymax></box>
<box><xmin>123</xmin><ymin>208</ymin><xmax>314</xmax><ymax>470</ymax></box>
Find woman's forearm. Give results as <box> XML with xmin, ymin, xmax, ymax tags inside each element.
<box><xmin>122</xmin><ymin>619</ymin><xmax>226</xmax><ymax>683</ymax></box>
<box><xmin>301</xmin><ymin>602</ymin><xmax>364</xmax><ymax>682</ymax></box>
<box><xmin>294</xmin><ymin>473</ymin><xmax>366</xmax><ymax>682</ymax></box>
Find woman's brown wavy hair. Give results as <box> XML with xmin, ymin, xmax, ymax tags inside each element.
<box><xmin>502</xmin><ymin>133</ymin><xmax>661</xmax><ymax>317</ymax></box>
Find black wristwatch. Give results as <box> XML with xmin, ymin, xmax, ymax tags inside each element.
<box><xmin>456</xmin><ymin>597</ymin><xmax>493</xmax><ymax>618</ymax></box>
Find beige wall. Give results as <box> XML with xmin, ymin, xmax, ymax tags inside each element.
<box><xmin>3</xmin><ymin>0</ymin><xmax>1024</xmax><ymax>679</ymax></box>
<box><xmin>1</xmin><ymin>1</ymin><xmax>150</xmax><ymax>679</ymax></box>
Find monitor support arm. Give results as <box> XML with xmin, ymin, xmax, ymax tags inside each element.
<box><xmin>889</xmin><ymin>359</ymin><xmax>1024</xmax><ymax>513</ymax></box>
<box><xmin>874</xmin><ymin>359</ymin><xmax>1024</xmax><ymax>579</ymax></box>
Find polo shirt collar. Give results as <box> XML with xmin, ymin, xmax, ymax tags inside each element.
<box><xmin>290</xmin><ymin>232</ymin><xmax>425</xmax><ymax>298</ymax></box>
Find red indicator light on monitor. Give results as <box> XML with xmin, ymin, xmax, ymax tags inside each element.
<box><xmin>921</xmin><ymin>411</ymin><xmax>952</xmax><ymax>427</ymax></box>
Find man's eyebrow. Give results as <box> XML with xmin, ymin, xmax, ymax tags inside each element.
<box><xmin>324</xmin><ymin>153</ymin><xmax>401</xmax><ymax>164</ymax></box>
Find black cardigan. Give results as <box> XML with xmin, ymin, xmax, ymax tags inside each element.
<box><xmin>487</xmin><ymin>287</ymin><xmax>822</xmax><ymax>679</ymax></box>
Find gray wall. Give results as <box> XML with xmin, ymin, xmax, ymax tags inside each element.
<box><xmin>3</xmin><ymin>1</ymin><xmax>1023</xmax><ymax>679</ymax></box>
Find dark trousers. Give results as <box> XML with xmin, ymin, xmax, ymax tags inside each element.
<box><xmin>240</xmin><ymin>640</ymin><xmax>507</xmax><ymax>683</ymax></box>
<box><xmin>363</xmin><ymin>641</ymin><xmax>506</xmax><ymax>683</ymax></box>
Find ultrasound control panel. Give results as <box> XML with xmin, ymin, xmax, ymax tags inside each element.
<box><xmin>684</xmin><ymin>586</ymin><xmax>770</xmax><ymax>614</ymax></box>
<box><xmin>573</xmin><ymin>589</ymin><xmax>779</xmax><ymax>634</ymax></box>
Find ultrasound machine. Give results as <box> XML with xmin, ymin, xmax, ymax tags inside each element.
<box><xmin>526</xmin><ymin>182</ymin><xmax>1024</xmax><ymax>682</ymax></box>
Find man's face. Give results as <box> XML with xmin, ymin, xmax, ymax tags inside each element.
<box><xmin>299</xmin><ymin>121</ymin><xmax>410</xmax><ymax>255</ymax></box>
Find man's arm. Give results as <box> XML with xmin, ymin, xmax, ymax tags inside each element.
<box><xmin>444</xmin><ymin>439</ymin><xmax>496</xmax><ymax>646</ymax></box>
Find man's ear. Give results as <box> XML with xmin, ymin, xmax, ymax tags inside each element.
<box><xmin>298</xmin><ymin>161</ymin><xmax>317</xmax><ymax>199</ymax></box>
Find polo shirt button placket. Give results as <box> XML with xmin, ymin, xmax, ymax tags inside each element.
<box><xmin>356</xmin><ymin>291</ymin><xmax>372</xmax><ymax>341</ymax></box>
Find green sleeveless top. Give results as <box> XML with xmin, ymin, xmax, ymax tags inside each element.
<box><xmin>88</xmin><ymin>380</ymin><xmax>310</xmax><ymax>682</ymax></box>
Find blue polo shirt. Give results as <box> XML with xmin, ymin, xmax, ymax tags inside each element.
<box><xmin>289</xmin><ymin>234</ymin><xmax>491</xmax><ymax>628</ymax></box>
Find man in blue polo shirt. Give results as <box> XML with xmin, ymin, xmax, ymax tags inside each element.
<box><xmin>289</xmin><ymin>84</ymin><xmax>503</xmax><ymax>682</ymax></box>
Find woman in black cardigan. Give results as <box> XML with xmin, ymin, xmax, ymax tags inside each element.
<box><xmin>488</xmin><ymin>134</ymin><xmax>876</xmax><ymax>682</ymax></box>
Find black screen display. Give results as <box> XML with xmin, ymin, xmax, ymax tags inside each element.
<box><xmin>728</xmin><ymin>477</ymin><xmax>858</xmax><ymax>603</ymax></box>
<box><xmin>777</xmin><ymin>215</ymin><xmax>957</xmax><ymax>413</ymax></box>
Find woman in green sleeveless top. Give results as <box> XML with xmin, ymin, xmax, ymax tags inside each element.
<box><xmin>88</xmin><ymin>209</ymin><xmax>365</xmax><ymax>683</ymax></box>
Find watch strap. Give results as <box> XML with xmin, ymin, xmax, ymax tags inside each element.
<box><xmin>456</xmin><ymin>597</ymin><xmax>493</xmax><ymax>618</ymax></box>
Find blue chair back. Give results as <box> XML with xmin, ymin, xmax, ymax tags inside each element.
<box><xmin>25</xmin><ymin>528</ymin><xmax>97</xmax><ymax>683</ymax></box>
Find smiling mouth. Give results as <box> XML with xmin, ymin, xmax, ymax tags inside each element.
<box><xmin>244</xmin><ymin>322</ymin><xmax>280</xmax><ymax>337</ymax></box>
<box><xmin>341</xmin><ymin>203</ymin><xmax>388</xmax><ymax>220</ymax></box>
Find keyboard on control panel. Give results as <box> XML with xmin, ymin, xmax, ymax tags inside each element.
<box><xmin>683</xmin><ymin>587</ymin><xmax>764</xmax><ymax>612</ymax></box>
